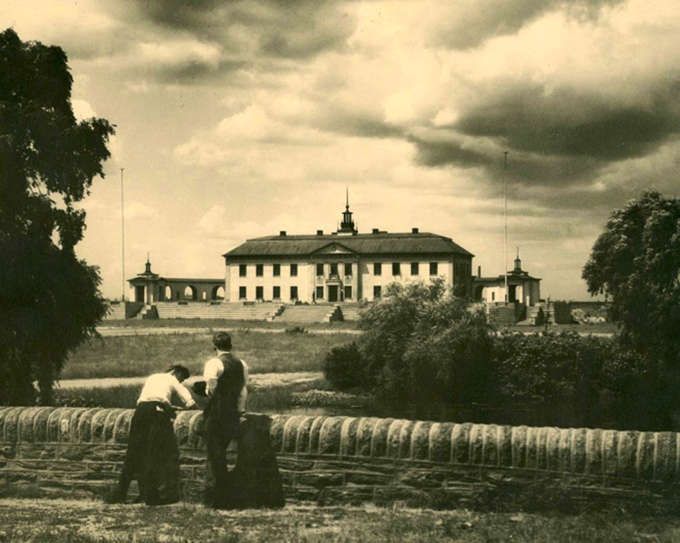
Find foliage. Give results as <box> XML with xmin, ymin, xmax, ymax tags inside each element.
<box><xmin>491</xmin><ymin>331</ymin><xmax>657</xmax><ymax>428</ymax></box>
<box><xmin>322</xmin><ymin>341</ymin><xmax>364</xmax><ymax>391</ymax></box>
<box><xmin>0</xmin><ymin>28</ymin><xmax>115</xmax><ymax>404</ymax></box>
<box><xmin>583</xmin><ymin>190</ymin><xmax>680</xmax><ymax>368</ymax></box>
<box><xmin>356</xmin><ymin>279</ymin><xmax>493</xmax><ymax>406</ymax></box>
<box><xmin>285</xmin><ymin>326</ymin><xmax>308</xmax><ymax>334</ymax></box>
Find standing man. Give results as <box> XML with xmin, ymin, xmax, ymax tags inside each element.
<box><xmin>203</xmin><ymin>331</ymin><xmax>249</xmax><ymax>508</ymax></box>
<box><xmin>112</xmin><ymin>365</ymin><xmax>196</xmax><ymax>505</ymax></box>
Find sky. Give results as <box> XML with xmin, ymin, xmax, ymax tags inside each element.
<box><xmin>2</xmin><ymin>0</ymin><xmax>679</xmax><ymax>301</ymax></box>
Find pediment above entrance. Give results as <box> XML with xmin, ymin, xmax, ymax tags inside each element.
<box><xmin>311</xmin><ymin>242</ymin><xmax>357</xmax><ymax>255</ymax></box>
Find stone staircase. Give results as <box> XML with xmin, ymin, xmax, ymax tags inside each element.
<box><xmin>103</xmin><ymin>302</ymin><xmax>127</xmax><ymax>321</ymax></box>
<box><xmin>153</xmin><ymin>302</ymin><xmax>283</xmax><ymax>321</ymax></box>
<box><xmin>515</xmin><ymin>306</ymin><xmax>545</xmax><ymax>326</ymax></box>
<box><xmin>275</xmin><ymin>304</ymin><xmax>341</xmax><ymax>323</ymax></box>
<box><xmin>338</xmin><ymin>303</ymin><xmax>363</xmax><ymax>322</ymax></box>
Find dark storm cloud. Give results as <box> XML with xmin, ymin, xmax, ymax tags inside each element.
<box><xmin>131</xmin><ymin>0</ymin><xmax>355</xmax><ymax>60</ymax></box>
<box><xmin>140</xmin><ymin>58</ymin><xmax>249</xmax><ymax>84</ymax></box>
<box><xmin>432</xmin><ymin>0</ymin><xmax>626</xmax><ymax>50</ymax></box>
<box><xmin>410</xmin><ymin>134</ymin><xmax>601</xmax><ymax>185</ymax></box>
<box><xmin>411</xmin><ymin>76</ymin><xmax>680</xmax><ymax>193</ymax></box>
<box><xmin>456</xmin><ymin>84</ymin><xmax>680</xmax><ymax>160</ymax></box>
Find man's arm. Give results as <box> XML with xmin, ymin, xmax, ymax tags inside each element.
<box><xmin>237</xmin><ymin>360</ymin><xmax>249</xmax><ymax>415</ymax></box>
<box><xmin>173</xmin><ymin>381</ymin><xmax>197</xmax><ymax>409</ymax></box>
<box><xmin>203</xmin><ymin>357</ymin><xmax>223</xmax><ymax>396</ymax></box>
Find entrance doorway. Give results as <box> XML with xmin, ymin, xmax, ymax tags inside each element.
<box><xmin>135</xmin><ymin>285</ymin><xmax>145</xmax><ymax>303</ymax></box>
<box><xmin>328</xmin><ymin>285</ymin><xmax>339</xmax><ymax>302</ymax></box>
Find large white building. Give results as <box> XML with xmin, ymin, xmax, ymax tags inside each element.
<box><xmin>222</xmin><ymin>202</ymin><xmax>474</xmax><ymax>303</ymax></box>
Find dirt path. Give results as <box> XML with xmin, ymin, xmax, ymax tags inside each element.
<box><xmin>56</xmin><ymin>371</ymin><xmax>324</xmax><ymax>390</ymax></box>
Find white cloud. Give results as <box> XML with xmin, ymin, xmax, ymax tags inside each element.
<box><xmin>72</xmin><ymin>99</ymin><xmax>97</xmax><ymax>120</ymax></box>
<box><xmin>198</xmin><ymin>205</ymin><xmax>227</xmax><ymax>237</ymax></box>
<box><xmin>125</xmin><ymin>202</ymin><xmax>157</xmax><ymax>220</ymax></box>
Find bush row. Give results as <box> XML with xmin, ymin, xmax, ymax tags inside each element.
<box><xmin>322</xmin><ymin>280</ymin><xmax>671</xmax><ymax>430</ymax></box>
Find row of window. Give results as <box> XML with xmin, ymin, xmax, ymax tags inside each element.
<box><xmin>240</xmin><ymin>263</ymin><xmax>298</xmax><ymax>278</ymax></box>
<box><xmin>374</xmin><ymin>262</ymin><xmax>438</xmax><ymax>276</ymax></box>
<box><xmin>239</xmin><ymin>285</ymin><xmax>386</xmax><ymax>301</ymax></box>
<box><xmin>240</xmin><ymin>285</ymin><xmax>299</xmax><ymax>300</ymax></box>
<box><xmin>238</xmin><ymin>262</ymin><xmax>448</xmax><ymax>278</ymax></box>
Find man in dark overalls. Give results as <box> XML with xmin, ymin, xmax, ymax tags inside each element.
<box><xmin>111</xmin><ymin>365</ymin><xmax>196</xmax><ymax>505</ymax></box>
<box><xmin>202</xmin><ymin>331</ymin><xmax>248</xmax><ymax>508</ymax></box>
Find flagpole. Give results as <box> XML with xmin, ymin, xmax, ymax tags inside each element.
<box><xmin>121</xmin><ymin>167</ymin><xmax>126</xmax><ymax>301</ymax></box>
<box><xmin>503</xmin><ymin>152</ymin><xmax>508</xmax><ymax>304</ymax></box>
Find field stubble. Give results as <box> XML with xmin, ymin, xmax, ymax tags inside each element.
<box><xmin>1</xmin><ymin>499</ymin><xmax>680</xmax><ymax>543</ymax></box>
<box><xmin>63</xmin><ymin>330</ymin><xmax>356</xmax><ymax>380</ymax></box>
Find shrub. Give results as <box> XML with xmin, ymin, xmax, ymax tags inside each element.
<box><xmin>323</xmin><ymin>341</ymin><xmax>364</xmax><ymax>391</ymax></box>
<box><xmin>355</xmin><ymin>279</ymin><xmax>493</xmax><ymax>405</ymax></box>
<box><xmin>285</xmin><ymin>326</ymin><xmax>307</xmax><ymax>335</ymax></box>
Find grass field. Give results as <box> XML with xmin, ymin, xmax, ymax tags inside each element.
<box><xmin>1</xmin><ymin>499</ymin><xmax>679</xmax><ymax>542</ymax></box>
<box><xmin>53</xmin><ymin>377</ymin><xmax>333</xmax><ymax>411</ymax></box>
<box><xmin>63</xmin><ymin>330</ymin><xmax>356</xmax><ymax>380</ymax></box>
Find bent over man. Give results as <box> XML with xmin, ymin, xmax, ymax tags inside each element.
<box><xmin>112</xmin><ymin>365</ymin><xmax>196</xmax><ymax>505</ymax></box>
<box><xmin>203</xmin><ymin>331</ymin><xmax>248</xmax><ymax>508</ymax></box>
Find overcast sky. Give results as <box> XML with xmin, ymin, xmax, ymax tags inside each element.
<box><xmin>3</xmin><ymin>0</ymin><xmax>679</xmax><ymax>300</ymax></box>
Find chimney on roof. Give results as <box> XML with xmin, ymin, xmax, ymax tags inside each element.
<box><xmin>317</xmin><ymin>230</ymin><xmax>323</xmax><ymax>235</ymax></box>
<box><xmin>478</xmin><ymin>266</ymin><xmax>481</xmax><ymax>278</ymax></box>
<box><xmin>412</xmin><ymin>228</ymin><xmax>419</xmax><ymax>234</ymax></box>
<box><xmin>280</xmin><ymin>231</ymin><xmax>286</xmax><ymax>236</ymax></box>
<box><xmin>372</xmin><ymin>228</ymin><xmax>379</xmax><ymax>234</ymax></box>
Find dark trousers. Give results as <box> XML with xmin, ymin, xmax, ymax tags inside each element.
<box><xmin>114</xmin><ymin>402</ymin><xmax>180</xmax><ymax>505</ymax></box>
<box><xmin>204</xmin><ymin>411</ymin><xmax>240</xmax><ymax>509</ymax></box>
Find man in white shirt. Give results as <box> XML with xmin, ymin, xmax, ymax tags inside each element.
<box><xmin>111</xmin><ymin>365</ymin><xmax>196</xmax><ymax>505</ymax></box>
<box><xmin>203</xmin><ymin>331</ymin><xmax>248</xmax><ymax>508</ymax></box>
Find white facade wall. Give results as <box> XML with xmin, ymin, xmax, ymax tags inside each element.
<box><xmin>359</xmin><ymin>257</ymin><xmax>455</xmax><ymax>301</ymax></box>
<box><xmin>226</xmin><ymin>261</ymin><xmax>314</xmax><ymax>303</ymax></box>
<box><xmin>228</xmin><ymin>256</ymin><xmax>461</xmax><ymax>302</ymax></box>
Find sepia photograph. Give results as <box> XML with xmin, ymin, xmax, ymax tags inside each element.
<box><xmin>1</xmin><ymin>0</ymin><xmax>680</xmax><ymax>540</ymax></box>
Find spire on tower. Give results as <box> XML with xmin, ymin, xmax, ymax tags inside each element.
<box><xmin>338</xmin><ymin>189</ymin><xmax>357</xmax><ymax>235</ymax></box>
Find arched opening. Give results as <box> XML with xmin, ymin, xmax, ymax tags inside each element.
<box><xmin>184</xmin><ymin>285</ymin><xmax>197</xmax><ymax>300</ymax></box>
<box><xmin>212</xmin><ymin>285</ymin><xmax>225</xmax><ymax>300</ymax></box>
<box><xmin>164</xmin><ymin>286</ymin><xmax>172</xmax><ymax>301</ymax></box>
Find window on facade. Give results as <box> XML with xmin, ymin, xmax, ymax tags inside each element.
<box><xmin>344</xmin><ymin>263</ymin><xmax>352</xmax><ymax>276</ymax></box>
<box><xmin>373</xmin><ymin>285</ymin><xmax>382</xmax><ymax>298</ymax></box>
<box><xmin>430</xmin><ymin>262</ymin><xmax>438</xmax><ymax>275</ymax></box>
<box><xmin>239</xmin><ymin>264</ymin><xmax>247</xmax><ymax>277</ymax></box>
<box><xmin>290</xmin><ymin>286</ymin><xmax>298</xmax><ymax>300</ymax></box>
<box><xmin>316</xmin><ymin>286</ymin><xmax>324</xmax><ymax>299</ymax></box>
<box><xmin>330</xmin><ymin>263</ymin><xmax>338</xmax><ymax>276</ymax></box>
<box><xmin>411</xmin><ymin>262</ymin><xmax>419</xmax><ymax>275</ymax></box>
<box><xmin>374</xmin><ymin>262</ymin><xmax>382</xmax><ymax>276</ymax></box>
<box><xmin>273</xmin><ymin>286</ymin><xmax>281</xmax><ymax>299</ymax></box>
<box><xmin>316</xmin><ymin>263</ymin><xmax>324</xmax><ymax>276</ymax></box>
<box><xmin>273</xmin><ymin>264</ymin><xmax>280</xmax><ymax>277</ymax></box>
<box><xmin>491</xmin><ymin>291</ymin><xmax>495</xmax><ymax>302</ymax></box>
<box><xmin>344</xmin><ymin>286</ymin><xmax>352</xmax><ymax>300</ymax></box>
<box><xmin>239</xmin><ymin>286</ymin><xmax>247</xmax><ymax>299</ymax></box>
<box><xmin>290</xmin><ymin>263</ymin><xmax>298</xmax><ymax>277</ymax></box>
<box><xmin>392</xmin><ymin>262</ymin><xmax>401</xmax><ymax>276</ymax></box>
<box><xmin>256</xmin><ymin>264</ymin><xmax>264</xmax><ymax>277</ymax></box>
<box><xmin>256</xmin><ymin>286</ymin><xmax>264</xmax><ymax>300</ymax></box>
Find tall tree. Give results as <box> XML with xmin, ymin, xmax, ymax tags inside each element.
<box><xmin>582</xmin><ymin>190</ymin><xmax>680</xmax><ymax>369</ymax></box>
<box><xmin>0</xmin><ymin>28</ymin><xmax>114</xmax><ymax>405</ymax></box>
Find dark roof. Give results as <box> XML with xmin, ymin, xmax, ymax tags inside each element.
<box><xmin>129</xmin><ymin>276</ymin><xmax>223</xmax><ymax>284</ymax></box>
<box><xmin>224</xmin><ymin>232</ymin><xmax>473</xmax><ymax>259</ymax></box>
